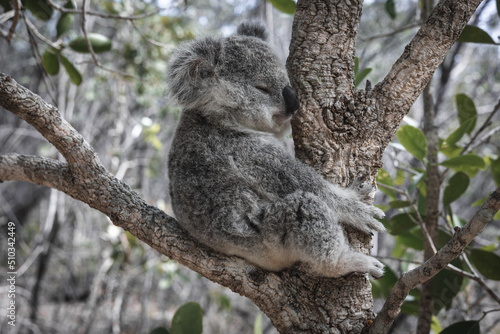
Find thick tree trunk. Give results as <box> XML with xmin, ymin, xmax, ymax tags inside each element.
<box><xmin>286</xmin><ymin>0</ymin><xmax>482</xmax><ymax>332</ymax></box>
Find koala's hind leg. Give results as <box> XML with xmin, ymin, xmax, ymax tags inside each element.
<box><xmin>262</xmin><ymin>191</ymin><xmax>384</xmax><ymax>278</ymax></box>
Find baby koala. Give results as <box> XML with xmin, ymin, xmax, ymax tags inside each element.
<box><xmin>167</xmin><ymin>21</ymin><xmax>385</xmax><ymax>278</ymax></box>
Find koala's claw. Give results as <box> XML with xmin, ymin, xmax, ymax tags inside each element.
<box><xmin>369</xmin><ymin>258</ymin><xmax>385</xmax><ymax>279</ymax></box>
<box><xmin>371</xmin><ymin>206</ymin><xmax>386</xmax><ymax>220</ymax></box>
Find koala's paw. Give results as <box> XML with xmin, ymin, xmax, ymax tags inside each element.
<box><xmin>348</xmin><ymin>201</ymin><xmax>386</xmax><ymax>234</ymax></box>
<box><xmin>367</xmin><ymin>256</ymin><xmax>385</xmax><ymax>279</ymax></box>
<box><xmin>349</xmin><ymin>178</ymin><xmax>379</xmax><ymax>200</ymax></box>
<box><xmin>338</xmin><ymin>252</ymin><xmax>385</xmax><ymax>279</ymax></box>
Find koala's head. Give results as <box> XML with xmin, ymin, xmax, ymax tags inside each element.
<box><xmin>167</xmin><ymin>21</ymin><xmax>299</xmax><ymax>137</ymax></box>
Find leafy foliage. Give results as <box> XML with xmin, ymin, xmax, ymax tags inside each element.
<box><xmin>376</xmin><ymin>92</ymin><xmax>500</xmax><ymax>330</ymax></box>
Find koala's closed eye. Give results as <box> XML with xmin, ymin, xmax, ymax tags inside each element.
<box><xmin>255</xmin><ymin>85</ymin><xmax>272</xmax><ymax>94</ymax></box>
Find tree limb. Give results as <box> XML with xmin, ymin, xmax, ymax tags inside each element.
<box><xmin>1</xmin><ymin>73</ymin><xmax>376</xmax><ymax>333</ymax></box>
<box><xmin>373</xmin><ymin>0</ymin><xmax>483</xmax><ymax>149</ymax></box>
<box><xmin>369</xmin><ymin>186</ymin><xmax>500</xmax><ymax>334</ymax></box>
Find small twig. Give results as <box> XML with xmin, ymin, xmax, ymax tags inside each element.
<box><xmin>23</xmin><ymin>16</ymin><xmax>61</xmax><ymax>50</ymax></box>
<box><xmin>21</xmin><ymin>16</ymin><xmax>58</xmax><ymax>104</ymax></box>
<box><xmin>441</xmin><ymin>98</ymin><xmax>500</xmax><ymax>181</ymax></box>
<box><xmin>130</xmin><ymin>21</ymin><xmax>170</xmax><ymax>48</ymax></box>
<box><xmin>468</xmin><ymin>125</ymin><xmax>500</xmax><ymax>151</ymax></box>
<box><xmin>8</xmin><ymin>0</ymin><xmax>21</xmax><ymax>42</ymax></box>
<box><xmin>482</xmin><ymin>308</ymin><xmax>500</xmax><ymax>317</ymax></box>
<box><xmin>45</xmin><ymin>0</ymin><xmax>159</xmax><ymax>21</ymax></box>
<box><xmin>361</xmin><ymin>22</ymin><xmax>422</xmax><ymax>42</ymax></box>
<box><xmin>80</xmin><ymin>0</ymin><xmax>99</xmax><ymax>66</ymax></box>
<box><xmin>377</xmin><ymin>183</ymin><xmax>438</xmax><ymax>253</ymax></box>
<box><xmin>462</xmin><ymin>98</ymin><xmax>500</xmax><ymax>155</ymax></box>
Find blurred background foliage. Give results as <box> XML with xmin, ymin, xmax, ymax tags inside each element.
<box><xmin>0</xmin><ymin>0</ymin><xmax>499</xmax><ymax>333</ymax></box>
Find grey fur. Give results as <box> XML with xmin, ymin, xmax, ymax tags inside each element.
<box><xmin>167</xmin><ymin>22</ymin><xmax>385</xmax><ymax>278</ymax></box>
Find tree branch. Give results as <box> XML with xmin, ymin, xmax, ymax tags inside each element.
<box><xmin>373</xmin><ymin>0</ymin><xmax>483</xmax><ymax>148</ymax></box>
<box><xmin>369</xmin><ymin>185</ymin><xmax>500</xmax><ymax>334</ymax></box>
<box><xmin>0</xmin><ymin>153</ymin><xmax>72</xmax><ymax>189</ymax></box>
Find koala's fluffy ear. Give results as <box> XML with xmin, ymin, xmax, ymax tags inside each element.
<box><xmin>167</xmin><ymin>37</ymin><xmax>222</xmax><ymax>108</ymax></box>
<box><xmin>236</xmin><ymin>21</ymin><xmax>269</xmax><ymax>41</ymax></box>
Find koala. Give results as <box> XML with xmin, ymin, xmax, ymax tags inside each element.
<box><xmin>167</xmin><ymin>22</ymin><xmax>385</xmax><ymax>279</ymax></box>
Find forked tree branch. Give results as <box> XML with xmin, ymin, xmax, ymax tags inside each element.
<box><xmin>369</xmin><ymin>186</ymin><xmax>500</xmax><ymax>333</ymax></box>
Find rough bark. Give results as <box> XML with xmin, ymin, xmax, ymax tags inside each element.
<box><xmin>417</xmin><ymin>83</ymin><xmax>440</xmax><ymax>334</ymax></box>
<box><xmin>0</xmin><ymin>0</ymin><xmax>488</xmax><ymax>332</ymax></box>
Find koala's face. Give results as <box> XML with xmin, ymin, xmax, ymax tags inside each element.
<box><xmin>167</xmin><ymin>22</ymin><xmax>300</xmax><ymax>137</ymax></box>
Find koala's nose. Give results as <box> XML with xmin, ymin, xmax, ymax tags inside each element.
<box><xmin>282</xmin><ymin>85</ymin><xmax>300</xmax><ymax>115</ymax></box>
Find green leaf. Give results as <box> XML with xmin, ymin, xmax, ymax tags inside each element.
<box><xmin>395</xmin><ymin>168</ymin><xmax>406</xmax><ymax>185</ymax></box>
<box><xmin>455</xmin><ymin>94</ymin><xmax>477</xmax><ymax>135</ymax></box>
<box><xmin>23</xmin><ymin>0</ymin><xmax>54</xmax><ymax>21</ymax></box>
<box><xmin>42</xmin><ymin>50</ymin><xmax>60</xmax><ymax>75</ymax></box>
<box><xmin>490</xmin><ymin>156</ymin><xmax>500</xmax><ymax>186</ymax></box>
<box><xmin>267</xmin><ymin>0</ymin><xmax>296</xmax><ymax>14</ymax></box>
<box><xmin>437</xmin><ymin>229</ymin><xmax>453</xmax><ymax>248</ymax></box>
<box><xmin>457</xmin><ymin>25</ymin><xmax>497</xmax><ymax>44</ymax></box>
<box><xmin>445</xmin><ymin>118</ymin><xmax>476</xmax><ymax>145</ymax></box>
<box><xmin>69</xmin><ymin>33</ymin><xmax>112</xmax><ymax>53</ymax></box>
<box><xmin>440</xmin><ymin>154</ymin><xmax>486</xmax><ymax>176</ymax></box>
<box><xmin>431</xmin><ymin>315</ymin><xmax>442</xmax><ymax>334</ymax></box>
<box><xmin>377</xmin><ymin>168</ymin><xmax>396</xmax><ymax>199</ymax></box>
<box><xmin>56</xmin><ymin>1</ymin><xmax>76</xmax><ymax>38</ymax></box>
<box><xmin>401</xmin><ymin>298</ymin><xmax>419</xmax><ymax>316</ymax></box>
<box><xmin>388</xmin><ymin>200</ymin><xmax>411</xmax><ymax>209</ymax></box>
<box><xmin>254</xmin><ymin>313</ymin><xmax>263</xmax><ymax>334</ymax></box>
<box><xmin>385</xmin><ymin>0</ymin><xmax>396</xmax><ymax>19</ymax></box>
<box><xmin>354</xmin><ymin>57</ymin><xmax>359</xmax><ymax>75</ymax></box>
<box><xmin>149</xmin><ymin>327</ymin><xmax>169</xmax><ymax>334</ymax></box>
<box><xmin>389</xmin><ymin>213</ymin><xmax>416</xmax><ymax>235</ymax></box>
<box><xmin>417</xmin><ymin>191</ymin><xmax>427</xmax><ymax>218</ymax></box>
<box><xmin>170</xmin><ymin>302</ymin><xmax>203</xmax><ymax>334</ymax></box>
<box><xmin>432</xmin><ymin>258</ymin><xmax>464</xmax><ymax>312</ymax></box>
<box><xmin>471</xmin><ymin>195</ymin><xmax>488</xmax><ymax>207</ymax></box>
<box><xmin>371</xmin><ymin>262</ymin><xmax>398</xmax><ymax>299</ymax></box>
<box><xmin>469</xmin><ymin>249</ymin><xmax>500</xmax><ymax>280</ymax></box>
<box><xmin>355</xmin><ymin>68</ymin><xmax>372</xmax><ymax>87</ymax></box>
<box><xmin>396</xmin><ymin>228</ymin><xmax>424</xmax><ymax>251</ymax></box>
<box><xmin>439</xmin><ymin>139</ymin><xmax>462</xmax><ymax>158</ymax></box>
<box><xmin>443</xmin><ymin>172</ymin><xmax>469</xmax><ymax>207</ymax></box>
<box><xmin>396</xmin><ymin>125</ymin><xmax>427</xmax><ymax>161</ymax></box>
<box><xmin>440</xmin><ymin>320</ymin><xmax>480</xmax><ymax>334</ymax></box>
<box><xmin>60</xmin><ymin>55</ymin><xmax>82</xmax><ymax>85</ymax></box>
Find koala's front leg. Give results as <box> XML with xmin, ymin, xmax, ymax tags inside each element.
<box><xmin>260</xmin><ymin>191</ymin><xmax>384</xmax><ymax>278</ymax></box>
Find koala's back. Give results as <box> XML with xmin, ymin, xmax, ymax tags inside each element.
<box><xmin>168</xmin><ymin>111</ymin><xmax>322</xmax><ymax>250</ymax></box>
